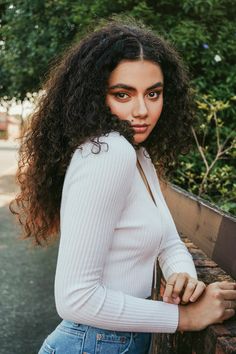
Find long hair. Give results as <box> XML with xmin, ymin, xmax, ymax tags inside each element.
<box><xmin>10</xmin><ymin>17</ymin><xmax>194</xmax><ymax>246</ymax></box>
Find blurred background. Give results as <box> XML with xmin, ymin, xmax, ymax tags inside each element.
<box><xmin>0</xmin><ymin>1</ymin><xmax>235</xmax><ymax>353</ymax></box>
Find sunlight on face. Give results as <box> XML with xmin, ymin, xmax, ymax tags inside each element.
<box><xmin>106</xmin><ymin>60</ymin><xmax>164</xmax><ymax>144</ymax></box>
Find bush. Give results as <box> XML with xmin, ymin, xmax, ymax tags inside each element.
<box><xmin>172</xmin><ymin>94</ymin><xmax>236</xmax><ymax>215</ymax></box>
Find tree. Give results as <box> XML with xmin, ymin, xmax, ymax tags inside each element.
<box><xmin>1</xmin><ymin>0</ymin><xmax>235</xmax><ymax>213</ymax></box>
<box><xmin>1</xmin><ymin>0</ymin><xmax>235</xmax><ymax>101</ymax></box>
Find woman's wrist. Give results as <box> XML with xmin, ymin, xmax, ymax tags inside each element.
<box><xmin>177</xmin><ymin>302</ymin><xmax>207</xmax><ymax>332</ymax></box>
<box><xmin>177</xmin><ymin>305</ymin><xmax>193</xmax><ymax>331</ymax></box>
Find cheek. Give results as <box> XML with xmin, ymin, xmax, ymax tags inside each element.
<box><xmin>106</xmin><ymin>99</ymin><xmax>130</xmax><ymax>120</ymax></box>
<box><xmin>150</xmin><ymin>99</ymin><xmax>163</xmax><ymax>119</ymax></box>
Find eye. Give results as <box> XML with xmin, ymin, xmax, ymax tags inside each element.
<box><xmin>147</xmin><ymin>91</ymin><xmax>161</xmax><ymax>99</ymax></box>
<box><xmin>113</xmin><ymin>92</ymin><xmax>129</xmax><ymax>99</ymax></box>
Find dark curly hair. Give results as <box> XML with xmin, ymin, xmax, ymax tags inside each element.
<box><xmin>10</xmin><ymin>17</ymin><xmax>194</xmax><ymax>246</ymax></box>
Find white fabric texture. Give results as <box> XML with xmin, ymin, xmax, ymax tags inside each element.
<box><xmin>55</xmin><ymin>131</ymin><xmax>197</xmax><ymax>333</ymax></box>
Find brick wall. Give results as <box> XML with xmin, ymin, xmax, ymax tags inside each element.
<box><xmin>152</xmin><ymin>236</ymin><xmax>236</xmax><ymax>354</ymax></box>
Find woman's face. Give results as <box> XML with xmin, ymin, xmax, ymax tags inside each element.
<box><xmin>106</xmin><ymin>59</ymin><xmax>164</xmax><ymax>144</ymax></box>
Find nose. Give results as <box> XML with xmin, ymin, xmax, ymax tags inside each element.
<box><xmin>132</xmin><ymin>96</ymin><xmax>148</xmax><ymax>118</ymax></box>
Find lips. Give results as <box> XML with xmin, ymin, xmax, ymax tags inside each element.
<box><xmin>131</xmin><ymin>125</ymin><xmax>149</xmax><ymax>127</ymax></box>
<box><xmin>131</xmin><ymin>125</ymin><xmax>149</xmax><ymax>133</ymax></box>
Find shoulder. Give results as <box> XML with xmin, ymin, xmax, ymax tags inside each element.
<box><xmin>67</xmin><ymin>131</ymin><xmax>137</xmax><ymax>179</ymax></box>
<box><xmin>76</xmin><ymin>131</ymin><xmax>136</xmax><ymax>162</ymax></box>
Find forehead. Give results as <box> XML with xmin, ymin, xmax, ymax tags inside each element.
<box><xmin>108</xmin><ymin>59</ymin><xmax>164</xmax><ymax>86</ymax></box>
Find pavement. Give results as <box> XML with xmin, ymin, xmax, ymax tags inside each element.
<box><xmin>0</xmin><ymin>139</ymin><xmax>19</xmax><ymax>177</ymax></box>
<box><xmin>0</xmin><ymin>139</ymin><xmax>60</xmax><ymax>354</ymax></box>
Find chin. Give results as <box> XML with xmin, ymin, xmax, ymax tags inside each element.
<box><xmin>133</xmin><ymin>133</ymin><xmax>149</xmax><ymax>144</ymax></box>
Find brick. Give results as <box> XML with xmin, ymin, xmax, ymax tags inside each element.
<box><xmin>208</xmin><ymin>322</ymin><xmax>236</xmax><ymax>338</ymax></box>
<box><xmin>194</xmin><ymin>259</ymin><xmax>218</xmax><ymax>267</ymax></box>
<box><xmin>216</xmin><ymin>337</ymin><xmax>236</xmax><ymax>354</ymax></box>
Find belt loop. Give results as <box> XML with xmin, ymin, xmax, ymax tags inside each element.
<box><xmin>121</xmin><ymin>332</ymin><xmax>134</xmax><ymax>353</ymax></box>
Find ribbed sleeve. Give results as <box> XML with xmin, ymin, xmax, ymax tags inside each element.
<box><xmin>154</xmin><ymin>172</ymin><xmax>197</xmax><ymax>281</ymax></box>
<box><xmin>55</xmin><ymin>133</ymin><xmax>179</xmax><ymax>333</ymax></box>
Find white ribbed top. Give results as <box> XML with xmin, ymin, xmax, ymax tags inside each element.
<box><xmin>55</xmin><ymin>131</ymin><xmax>197</xmax><ymax>333</ymax></box>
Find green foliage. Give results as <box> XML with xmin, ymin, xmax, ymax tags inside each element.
<box><xmin>1</xmin><ymin>0</ymin><xmax>235</xmax><ymax>100</ymax></box>
<box><xmin>1</xmin><ymin>0</ymin><xmax>235</xmax><ymax>214</ymax></box>
<box><xmin>172</xmin><ymin>94</ymin><xmax>236</xmax><ymax>215</ymax></box>
<box><xmin>0</xmin><ymin>0</ymin><xmax>80</xmax><ymax>98</ymax></box>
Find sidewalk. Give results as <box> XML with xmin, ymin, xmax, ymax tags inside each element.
<box><xmin>0</xmin><ymin>138</ymin><xmax>19</xmax><ymax>149</ymax></box>
<box><xmin>0</xmin><ymin>140</ymin><xmax>60</xmax><ymax>354</ymax></box>
<box><xmin>0</xmin><ymin>138</ymin><xmax>19</xmax><ymax>209</ymax></box>
<box><xmin>0</xmin><ymin>138</ymin><xmax>19</xmax><ymax>178</ymax></box>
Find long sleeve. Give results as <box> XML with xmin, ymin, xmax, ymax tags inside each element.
<box><xmin>154</xmin><ymin>172</ymin><xmax>197</xmax><ymax>280</ymax></box>
<box><xmin>55</xmin><ymin>134</ymin><xmax>179</xmax><ymax>333</ymax></box>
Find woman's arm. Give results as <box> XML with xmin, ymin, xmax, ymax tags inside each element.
<box><xmin>154</xmin><ymin>175</ymin><xmax>197</xmax><ymax>281</ymax></box>
<box><xmin>153</xmin><ymin>168</ymin><xmax>236</xmax><ymax>327</ymax></box>
<box><xmin>151</xmin><ymin>168</ymin><xmax>203</xmax><ymax>304</ymax></box>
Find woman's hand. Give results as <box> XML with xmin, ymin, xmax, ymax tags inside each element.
<box><xmin>162</xmin><ymin>272</ymin><xmax>206</xmax><ymax>305</ymax></box>
<box><xmin>178</xmin><ymin>281</ymin><xmax>236</xmax><ymax>331</ymax></box>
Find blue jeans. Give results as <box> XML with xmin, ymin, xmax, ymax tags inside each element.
<box><xmin>38</xmin><ymin>320</ymin><xmax>152</xmax><ymax>354</ymax></box>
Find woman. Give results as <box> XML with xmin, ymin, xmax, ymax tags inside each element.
<box><xmin>10</xmin><ymin>18</ymin><xmax>236</xmax><ymax>354</ymax></box>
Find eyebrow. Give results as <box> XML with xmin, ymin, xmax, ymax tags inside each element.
<box><xmin>108</xmin><ymin>82</ymin><xmax>164</xmax><ymax>91</ymax></box>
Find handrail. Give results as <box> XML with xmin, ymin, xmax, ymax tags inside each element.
<box><xmin>160</xmin><ymin>181</ymin><xmax>236</xmax><ymax>280</ymax></box>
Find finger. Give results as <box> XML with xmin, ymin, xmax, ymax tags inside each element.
<box><xmin>223</xmin><ymin>290</ymin><xmax>236</xmax><ymax>300</ymax></box>
<box><xmin>180</xmin><ymin>280</ymin><xmax>198</xmax><ymax>304</ymax></box>
<box><xmin>218</xmin><ymin>281</ymin><xmax>236</xmax><ymax>290</ymax></box>
<box><xmin>160</xmin><ymin>278</ymin><xmax>166</xmax><ymax>297</ymax></box>
<box><xmin>222</xmin><ymin>309</ymin><xmax>235</xmax><ymax>321</ymax></box>
<box><xmin>163</xmin><ymin>297</ymin><xmax>176</xmax><ymax>304</ymax></box>
<box><xmin>182</xmin><ymin>282</ymin><xmax>197</xmax><ymax>304</ymax></box>
<box><xmin>161</xmin><ymin>278</ymin><xmax>166</xmax><ymax>287</ymax></box>
<box><xmin>163</xmin><ymin>283</ymin><xmax>175</xmax><ymax>300</ymax></box>
<box><xmin>160</xmin><ymin>284</ymin><xmax>165</xmax><ymax>298</ymax></box>
<box><xmin>163</xmin><ymin>273</ymin><xmax>178</xmax><ymax>300</ymax></box>
<box><xmin>182</xmin><ymin>281</ymin><xmax>206</xmax><ymax>303</ymax></box>
<box><xmin>224</xmin><ymin>300</ymin><xmax>236</xmax><ymax>309</ymax></box>
<box><xmin>172</xmin><ymin>274</ymin><xmax>187</xmax><ymax>300</ymax></box>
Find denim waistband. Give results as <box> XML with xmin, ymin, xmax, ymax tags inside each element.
<box><xmin>59</xmin><ymin>319</ymin><xmax>148</xmax><ymax>339</ymax></box>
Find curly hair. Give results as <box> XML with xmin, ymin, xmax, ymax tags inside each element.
<box><xmin>10</xmin><ymin>16</ymin><xmax>194</xmax><ymax>246</ymax></box>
